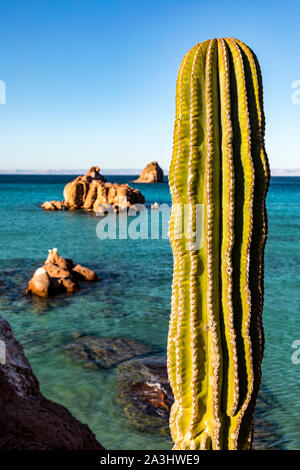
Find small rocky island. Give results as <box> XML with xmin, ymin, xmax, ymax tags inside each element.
<box><xmin>42</xmin><ymin>166</ymin><xmax>145</xmax><ymax>213</ymax></box>
<box><xmin>133</xmin><ymin>161</ymin><xmax>164</xmax><ymax>183</ymax></box>
<box><xmin>26</xmin><ymin>248</ymin><xmax>99</xmax><ymax>297</ymax></box>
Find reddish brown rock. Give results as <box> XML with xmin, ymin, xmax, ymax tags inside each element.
<box><xmin>0</xmin><ymin>317</ymin><xmax>104</xmax><ymax>450</ymax></box>
<box><xmin>41</xmin><ymin>201</ymin><xmax>56</xmax><ymax>211</ymax></box>
<box><xmin>116</xmin><ymin>357</ymin><xmax>173</xmax><ymax>434</ymax></box>
<box><xmin>133</xmin><ymin>161</ymin><xmax>164</xmax><ymax>183</ymax></box>
<box><xmin>26</xmin><ymin>268</ymin><xmax>53</xmax><ymax>298</ymax></box>
<box><xmin>84</xmin><ymin>166</ymin><xmax>107</xmax><ymax>182</ymax></box>
<box><xmin>92</xmin><ymin>182</ymin><xmax>145</xmax><ymax>213</ymax></box>
<box><xmin>45</xmin><ymin>247</ymin><xmax>74</xmax><ymax>271</ymax></box>
<box><xmin>41</xmin><ymin>166</ymin><xmax>145</xmax><ymax>213</ymax></box>
<box><xmin>73</xmin><ymin>264</ymin><xmax>99</xmax><ymax>282</ymax></box>
<box><xmin>44</xmin><ymin>263</ymin><xmax>72</xmax><ymax>280</ymax></box>
<box><xmin>63</xmin><ymin>167</ymin><xmax>107</xmax><ymax>209</ymax></box>
<box><xmin>25</xmin><ymin>248</ymin><xmax>98</xmax><ymax>298</ymax></box>
<box><xmin>116</xmin><ymin>356</ymin><xmax>279</xmax><ymax>448</ymax></box>
<box><xmin>83</xmin><ymin>180</ymin><xmax>99</xmax><ymax>210</ymax></box>
<box><xmin>41</xmin><ymin>200</ymin><xmax>67</xmax><ymax>211</ymax></box>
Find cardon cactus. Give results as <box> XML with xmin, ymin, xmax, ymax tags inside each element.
<box><xmin>167</xmin><ymin>38</ymin><xmax>270</xmax><ymax>450</ymax></box>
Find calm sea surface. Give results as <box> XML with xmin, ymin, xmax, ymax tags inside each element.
<box><xmin>0</xmin><ymin>175</ymin><xmax>299</xmax><ymax>449</ymax></box>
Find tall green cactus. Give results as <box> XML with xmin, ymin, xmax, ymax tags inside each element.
<box><xmin>167</xmin><ymin>38</ymin><xmax>270</xmax><ymax>450</ymax></box>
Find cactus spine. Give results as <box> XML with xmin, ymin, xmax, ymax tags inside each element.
<box><xmin>167</xmin><ymin>38</ymin><xmax>270</xmax><ymax>450</ymax></box>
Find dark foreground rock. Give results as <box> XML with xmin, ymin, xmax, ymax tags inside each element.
<box><xmin>133</xmin><ymin>162</ymin><xmax>164</xmax><ymax>183</ymax></box>
<box><xmin>42</xmin><ymin>166</ymin><xmax>145</xmax><ymax>213</ymax></box>
<box><xmin>65</xmin><ymin>334</ymin><xmax>153</xmax><ymax>369</ymax></box>
<box><xmin>0</xmin><ymin>317</ymin><xmax>104</xmax><ymax>450</ymax></box>
<box><xmin>25</xmin><ymin>248</ymin><xmax>99</xmax><ymax>297</ymax></box>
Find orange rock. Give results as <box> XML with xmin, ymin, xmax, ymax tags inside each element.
<box><xmin>44</xmin><ymin>263</ymin><xmax>71</xmax><ymax>279</ymax></box>
<box><xmin>41</xmin><ymin>201</ymin><xmax>56</xmax><ymax>210</ymax></box>
<box><xmin>72</xmin><ymin>264</ymin><xmax>99</xmax><ymax>282</ymax></box>
<box><xmin>63</xmin><ymin>180</ymin><xmax>88</xmax><ymax>209</ymax></box>
<box><xmin>59</xmin><ymin>277</ymin><xmax>79</xmax><ymax>294</ymax></box>
<box><xmin>45</xmin><ymin>248</ymin><xmax>74</xmax><ymax>270</ymax></box>
<box><xmin>51</xmin><ymin>201</ymin><xmax>66</xmax><ymax>210</ymax></box>
<box><xmin>83</xmin><ymin>181</ymin><xmax>98</xmax><ymax>210</ymax></box>
<box><xmin>133</xmin><ymin>161</ymin><xmax>164</xmax><ymax>183</ymax></box>
<box><xmin>26</xmin><ymin>249</ymin><xmax>98</xmax><ymax>298</ymax></box>
<box><xmin>41</xmin><ymin>200</ymin><xmax>67</xmax><ymax>210</ymax></box>
<box><xmin>41</xmin><ymin>166</ymin><xmax>145</xmax><ymax>213</ymax></box>
<box><xmin>25</xmin><ymin>268</ymin><xmax>52</xmax><ymax>297</ymax></box>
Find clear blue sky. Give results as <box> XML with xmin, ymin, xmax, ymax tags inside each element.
<box><xmin>0</xmin><ymin>0</ymin><xmax>299</xmax><ymax>170</ymax></box>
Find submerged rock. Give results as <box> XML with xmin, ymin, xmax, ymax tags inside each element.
<box><xmin>25</xmin><ymin>248</ymin><xmax>99</xmax><ymax>297</ymax></box>
<box><xmin>0</xmin><ymin>317</ymin><xmax>104</xmax><ymax>450</ymax></box>
<box><xmin>116</xmin><ymin>356</ymin><xmax>280</xmax><ymax>448</ymax></box>
<box><xmin>133</xmin><ymin>162</ymin><xmax>164</xmax><ymax>183</ymax></box>
<box><xmin>0</xmin><ymin>280</ymin><xmax>6</xmax><ymax>295</ymax></box>
<box><xmin>65</xmin><ymin>334</ymin><xmax>153</xmax><ymax>369</ymax></box>
<box><xmin>41</xmin><ymin>166</ymin><xmax>145</xmax><ymax>213</ymax></box>
<box><xmin>116</xmin><ymin>356</ymin><xmax>173</xmax><ymax>434</ymax></box>
<box><xmin>252</xmin><ymin>390</ymin><xmax>281</xmax><ymax>450</ymax></box>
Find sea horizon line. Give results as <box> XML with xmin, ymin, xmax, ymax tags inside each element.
<box><xmin>0</xmin><ymin>168</ymin><xmax>300</xmax><ymax>176</ymax></box>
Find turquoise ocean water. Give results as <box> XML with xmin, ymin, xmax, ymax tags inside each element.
<box><xmin>0</xmin><ymin>175</ymin><xmax>299</xmax><ymax>449</ymax></box>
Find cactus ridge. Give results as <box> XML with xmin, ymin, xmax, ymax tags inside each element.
<box><xmin>167</xmin><ymin>38</ymin><xmax>270</xmax><ymax>450</ymax></box>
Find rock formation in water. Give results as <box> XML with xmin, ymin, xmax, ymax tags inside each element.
<box><xmin>116</xmin><ymin>355</ymin><xmax>278</xmax><ymax>449</ymax></box>
<box><xmin>41</xmin><ymin>200</ymin><xmax>67</xmax><ymax>211</ymax></box>
<box><xmin>0</xmin><ymin>317</ymin><xmax>104</xmax><ymax>450</ymax></box>
<box><xmin>133</xmin><ymin>162</ymin><xmax>164</xmax><ymax>183</ymax></box>
<box><xmin>25</xmin><ymin>248</ymin><xmax>99</xmax><ymax>298</ymax></box>
<box><xmin>42</xmin><ymin>166</ymin><xmax>145</xmax><ymax>213</ymax></box>
<box><xmin>116</xmin><ymin>357</ymin><xmax>173</xmax><ymax>434</ymax></box>
<box><xmin>64</xmin><ymin>333</ymin><xmax>153</xmax><ymax>369</ymax></box>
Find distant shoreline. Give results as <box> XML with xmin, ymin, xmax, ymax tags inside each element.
<box><xmin>0</xmin><ymin>169</ymin><xmax>300</xmax><ymax>176</ymax></box>
<box><xmin>0</xmin><ymin>169</ymin><xmax>143</xmax><ymax>176</ymax></box>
